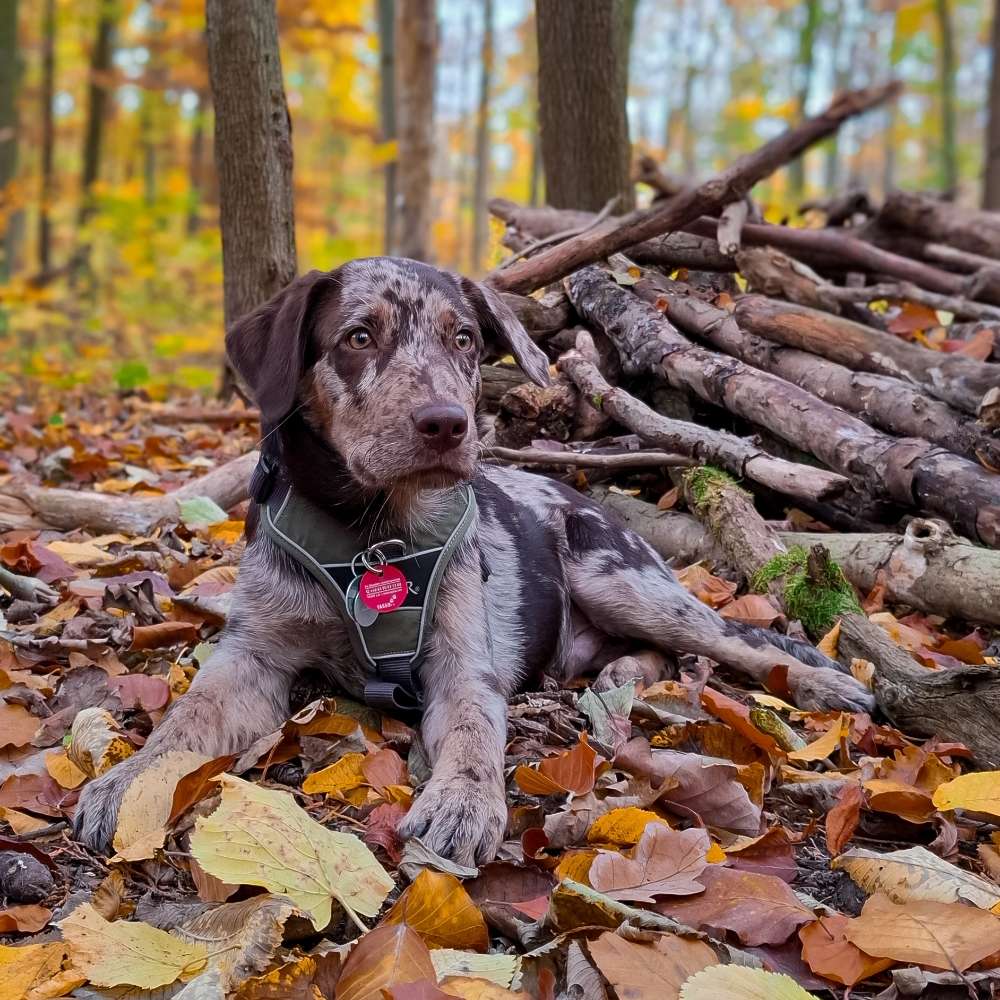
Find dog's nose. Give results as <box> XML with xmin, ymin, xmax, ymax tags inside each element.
<box><xmin>411</xmin><ymin>403</ymin><xmax>468</xmax><ymax>452</ymax></box>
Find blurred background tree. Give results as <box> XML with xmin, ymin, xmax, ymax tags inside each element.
<box><xmin>0</xmin><ymin>0</ymin><xmax>996</xmax><ymax>397</ymax></box>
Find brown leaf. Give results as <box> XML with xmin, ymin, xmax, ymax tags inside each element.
<box><xmin>589</xmin><ymin>824</ymin><xmax>709</xmax><ymax>902</ymax></box>
<box><xmin>700</xmin><ymin>689</ymin><xmax>782</xmax><ymax>755</ymax></box>
<box><xmin>168</xmin><ymin>753</ymin><xmax>238</xmax><ymax>824</ymax></box>
<box><xmin>825</xmin><ymin>783</ymin><xmax>864</xmax><ymax>856</ymax></box>
<box><xmin>0</xmin><ymin>704</ymin><xmax>40</xmax><ymax>750</ymax></box>
<box><xmin>587</xmin><ymin>930</ymin><xmax>717</xmax><ymax>1000</ymax></box>
<box><xmin>844</xmin><ymin>893</ymin><xmax>1000</xmax><ymax>972</ymax></box>
<box><xmin>719</xmin><ymin>594</ymin><xmax>781</xmax><ymax>629</ymax></box>
<box><xmin>108</xmin><ymin>673</ymin><xmax>171</xmax><ymax>711</ymax></box>
<box><xmin>515</xmin><ymin>732</ymin><xmax>604</xmax><ymax>797</ymax></box>
<box><xmin>675</xmin><ymin>564</ymin><xmax>736</xmax><ymax>608</ymax></box>
<box><xmin>943</xmin><ymin>328</ymin><xmax>995</xmax><ymax>360</ymax></box>
<box><xmin>656</xmin><ymin>866</ymin><xmax>813</xmax><ymax>946</ymax></box>
<box><xmin>799</xmin><ymin>914</ymin><xmax>893</xmax><ymax>988</ymax></box>
<box><xmin>380</xmin><ymin>870</ymin><xmax>488</xmax><ymax>951</ymax></box>
<box><xmin>0</xmin><ymin>773</ymin><xmax>64</xmax><ymax>817</ymax></box>
<box><xmin>0</xmin><ymin>904</ymin><xmax>51</xmax><ymax>933</ymax></box>
<box><xmin>887</xmin><ymin>301</ymin><xmax>940</xmax><ymax>336</ymax></box>
<box><xmin>466</xmin><ymin>862</ymin><xmax>555</xmax><ymax>909</ymax></box>
<box><xmin>364</xmin><ymin>802</ymin><xmax>407</xmax><ymax>863</ymax></box>
<box><xmin>335</xmin><ymin>924</ymin><xmax>436</xmax><ymax>1000</ymax></box>
<box><xmin>130</xmin><ymin>620</ymin><xmax>200</xmax><ymax>651</ymax></box>
<box><xmin>361</xmin><ymin>748</ymin><xmax>409</xmax><ymax>795</ymax></box>
<box><xmin>383</xmin><ymin>982</ymin><xmax>453</xmax><ymax>1000</ymax></box>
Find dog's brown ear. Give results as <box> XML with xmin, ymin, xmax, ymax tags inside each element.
<box><xmin>225</xmin><ymin>269</ymin><xmax>339</xmax><ymax>426</ymax></box>
<box><xmin>460</xmin><ymin>278</ymin><xmax>551</xmax><ymax>387</ymax></box>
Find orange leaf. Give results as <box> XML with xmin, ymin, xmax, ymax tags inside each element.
<box><xmin>675</xmin><ymin>564</ymin><xmax>736</xmax><ymax>608</ymax></box>
<box><xmin>862</xmin><ymin>779</ymin><xmax>936</xmax><ymax>825</ymax></box>
<box><xmin>361</xmin><ymin>748</ymin><xmax>409</xmax><ymax>796</ymax></box>
<box><xmin>826</xmin><ymin>783</ymin><xmax>864</xmax><ymax>856</ymax></box>
<box><xmin>788</xmin><ymin>713</ymin><xmax>847</xmax><ymax>763</ymax></box>
<box><xmin>799</xmin><ymin>914</ymin><xmax>893</xmax><ymax>987</ymax></box>
<box><xmin>588</xmin><ymin>930</ymin><xmax>716</xmax><ymax>999</ymax></box>
<box><xmin>0</xmin><ymin>703</ymin><xmax>40</xmax><ymax>750</ymax></box>
<box><xmin>887</xmin><ymin>301</ymin><xmax>940</xmax><ymax>337</ymax></box>
<box><xmin>335</xmin><ymin>924</ymin><xmax>435</xmax><ymax>1000</ymax></box>
<box><xmin>380</xmin><ymin>870</ymin><xmax>488</xmax><ymax>951</ymax></box>
<box><xmin>515</xmin><ymin>732</ymin><xmax>604</xmax><ymax>797</ymax></box>
<box><xmin>130</xmin><ymin>621</ymin><xmax>199</xmax><ymax>650</ymax></box>
<box><xmin>719</xmin><ymin>594</ymin><xmax>781</xmax><ymax>628</ymax></box>
<box><xmin>700</xmin><ymin>688</ymin><xmax>782</xmax><ymax>755</ymax></box>
<box><xmin>0</xmin><ymin>903</ymin><xmax>52</xmax><ymax>933</ymax></box>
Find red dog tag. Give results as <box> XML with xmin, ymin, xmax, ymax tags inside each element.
<box><xmin>359</xmin><ymin>565</ymin><xmax>408</xmax><ymax>613</ymax></box>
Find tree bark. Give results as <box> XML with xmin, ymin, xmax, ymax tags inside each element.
<box><xmin>878</xmin><ymin>189</ymin><xmax>1000</xmax><ymax>262</ymax></box>
<box><xmin>933</xmin><ymin>0</ymin><xmax>958</xmax><ymax>195</ymax></box>
<box><xmin>734</xmin><ymin>293</ymin><xmax>1000</xmax><ymax>416</ymax></box>
<box><xmin>395</xmin><ymin>0</ymin><xmax>436</xmax><ymax>262</ymax></box>
<box><xmin>78</xmin><ymin>0</ymin><xmax>116</xmax><ymax>227</ymax></box>
<box><xmin>535</xmin><ymin>0</ymin><xmax>633</xmax><ymax>212</ymax></box>
<box><xmin>567</xmin><ymin>264</ymin><xmax>1000</xmax><ymax>546</ymax></box>
<box><xmin>185</xmin><ymin>87</ymin><xmax>208</xmax><ymax>235</ymax></box>
<box><xmin>377</xmin><ymin>0</ymin><xmax>397</xmax><ymax>255</ymax></box>
<box><xmin>788</xmin><ymin>0</ymin><xmax>822</xmax><ymax>201</ymax></box>
<box><xmin>985</xmin><ymin>0</ymin><xmax>1000</xmax><ymax>210</ymax></box>
<box><xmin>470</xmin><ymin>0</ymin><xmax>493</xmax><ymax>271</ymax></box>
<box><xmin>0</xmin><ymin>0</ymin><xmax>19</xmax><ymax>281</ymax></box>
<box><xmin>37</xmin><ymin>0</ymin><xmax>55</xmax><ymax>274</ymax></box>
<box><xmin>206</xmin><ymin>0</ymin><xmax>297</xmax><ymax>399</ymax></box>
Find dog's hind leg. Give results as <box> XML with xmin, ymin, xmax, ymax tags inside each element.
<box><xmin>562</xmin><ymin>504</ymin><xmax>875</xmax><ymax>713</ymax></box>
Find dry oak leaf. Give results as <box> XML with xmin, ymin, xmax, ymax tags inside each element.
<box><xmin>589</xmin><ymin>823</ymin><xmax>709</xmax><ymax>902</ymax></box>
<box><xmin>514</xmin><ymin>732</ymin><xmax>604</xmax><ymax>797</ymax></box>
<box><xmin>190</xmin><ymin>774</ymin><xmax>393</xmax><ymax>929</ymax></box>
<box><xmin>798</xmin><ymin>914</ymin><xmax>894</xmax><ymax>987</ymax></box>
<box><xmin>675</xmin><ymin>564</ymin><xmax>737</xmax><ymax>608</ymax></box>
<box><xmin>933</xmin><ymin>770</ymin><xmax>1000</xmax><ymax>818</ymax></box>
<box><xmin>679</xmin><ymin>964</ymin><xmax>814</xmax><ymax>999</ymax></box>
<box><xmin>587</xmin><ymin>930</ymin><xmax>717</xmax><ymax>1000</ymax></box>
<box><xmin>112</xmin><ymin>750</ymin><xmax>210</xmax><ymax>862</ymax></box>
<box><xmin>381</xmin><ymin>869</ymin><xmax>488</xmax><ymax>951</ymax></box>
<box><xmin>66</xmin><ymin>706</ymin><xmax>134</xmax><ymax>778</ymax></box>
<box><xmin>0</xmin><ymin>703</ymin><xmax>40</xmax><ymax>750</ymax></box>
<box><xmin>844</xmin><ymin>893</ymin><xmax>1000</xmax><ymax>972</ymax></box>
<box><xmin>656</xmin><ymin>866</ymin><xmax>813</xmax><ymax>947</ymax></box>
<box><xmin>825</xmin><ymin>782</ymin><xmax>864</xmax><ymax>856</ymax></box>
<box><xmin>832</xmin><ymin>845</ymin><xmax>1000</xmax><ymax>909</ymax></box>
<box><xmin>60</xmin><ymin>902</ymin><xmax>208</xmax><ymax>989</ymax></box>
<box><xmin>787</xmin><ymin>713</ymin><xmax>848</xmax><ymax>763</ymax></box>
<box><xmin>0</xmin><ymin>941</ymin><xmax>71</xmax><ymax>1000</ymax></box>
<box><xmin>335</xmin><ymin>924</ymin><xmax>436</xmax><ymax>1000</ymax></box>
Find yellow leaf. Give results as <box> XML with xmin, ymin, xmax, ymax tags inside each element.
<box><xmin>189</xmin><ymin>774</ymin><xmax>393</xmax><ymax>929</ymax></box>
<box><xmin>587</xmin><ymin>808</ymin><xmax>669</xmax><ymax>847</ymax></box>
<box><xmin>705</xmin><ymin>842</ymin><xmax>727</xmax><ymax>864</ymax></box>
<box><xmin>381</xmin><ymin>870</ymin><xmax>488</xmax><ymax>951</ymax></box>
<box><xmin>112</xmin><ymin>751</ymin><xmax>210</xmax><ymax>862</ymax></box>
<box><xmin>45</xmin><ymin>750</ymin><xmax>88</xmax><ymax>790</ymax></box>
<box><xmin>554</xmin><ymin>849</ymin><xmax>597</xmax><ymax>885</ymax></box>
<box><xmin>67</xmin><ymin>707</ymin><xmax>134</xmax><ymax>778</ymax></box>
<box><xmin>45</xmin><ymin>540</ymin><xmax>114</xmax><ymax>566</ymax></box>
<box><xmin>431</xmin><ymin>949</ymin><xmax>519</xmax><ymax>987</ymax></box>
<box><xmin>206</xmin><ymin>520</ymin><xmax>245</xmax><ymax>545</ymax></box>
<box><xmin>0</xmin><ymin>942</ymin><xmax>67</xmax><ymax>1000</ymax></box>
<box><xmin>302</xmin><ymin>752</ymin><xmax>369</xmax><ymax>806</ymax></box>
<box><xmin>933</xmin><ymin>770</ymin><xmax>1000</xmax><ymax>818</ymax></box>
<box><xmin>680</xmin><ymin>964</ymin><xmax>814</xmax><ymax>999</ymax></box>
<box><xmin>60</xmin><ymin>903</ymin><xmax>208</xmax><ymax>989</ymax></box>
<box><xmin>749</xmin><ymin>693</ymin><xmax>797</xmax><ymax>713</ymax></box>
<box><xmin>0</xmin><ymin>806</ymin><xmax>50</xmax><ymax>835</ymax></box>
<box><xmin>818</xmin><ymin>621</ymin><xmax>841</xmax><ymax>659</ymax></box>
<box><xmin>787</xmin><ymin>714</ymin><xmax>847</xmax><ymax>763</ymax></box>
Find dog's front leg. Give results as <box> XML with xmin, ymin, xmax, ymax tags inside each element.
<box><xmin>398</xmin><ymin>549</ymin><xmax>509</xmax><ymax>867</ymax></box>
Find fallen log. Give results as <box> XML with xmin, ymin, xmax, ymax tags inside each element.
<box><xmin>0</xmin><ymin>451</ymin><xmax>259</xmax><ymax>534</ymax></box>
<box><xmin>557</xmin><ymin>344</ymin><xmax>849</xmax><ymax>504</ymax></box>
<box><xmin>878</xmin><ymin>190</ymin><xmax>1000</xmax><ymax>261</ymax></box>
<box><xmin>632</xmin><ymin>276</ymin><xmax>1000</xmax><ymax>469</ymax></box>
<box><xmin>485</xmin><ymin>445</ymin><xmax>694</xmax><ymax>471</ymax></box>
<box><xmin>734</xmin><ymin>294</ymin><xmax>1000</xmax><ymax>416</ymax></box>
<box><xmin>566</xmin><ymin>262</ymin><xmax>1000</xmax><ymax>545</ymax></box>
<box><xmin>486</xmin><ymin>82</ymin><xmax>900</xmax><ymax>296</ymax></box>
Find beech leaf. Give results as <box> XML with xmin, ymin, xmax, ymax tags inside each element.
<box><xmin>335</xmin><ymin>924</ymin><xmax>436</xmax><ymax>1000</ymax></box>
<box><xmin>799</xmin><ymin>914</ymin><xmax>894</xmax><ymax>987</ymax></box>
<box><xmin>587</xmin><ymin>931</ymin><xmax>717</xmax><ymax>1000</ymax></box>
<box><xmin>679</xmin><ymin>964</ymin><xmax>814</xmax><ymax>999</ymax></box>
<box><xmin>381</xmin><ymin>870</ymin><xmax>489</xmax><ymax>951</ymax></box>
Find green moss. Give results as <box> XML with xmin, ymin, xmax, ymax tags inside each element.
<box><xmin>684</xmin><ymin>466</ymin><xmax>745</xmax><ymax>510</ymax></box>
<box><xmin>752</xmin><ymin>545</ymin><xmax>861</xmax><ymax>637</ymax></box>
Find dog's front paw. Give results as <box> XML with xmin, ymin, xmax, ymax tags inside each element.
<box><xmin>398</xmin><ymin>776</ymin><xmax>507</xmax><ymax>868</ymax></box>
<box><xmin>787</xmin><ymin>664</ymin><xmax>875</xmax><ymax>714</ymax></box>
<box><xmin>72</xmin><ymin>761</ymin><xmax>138</xmax><ymax>853</ymax></box>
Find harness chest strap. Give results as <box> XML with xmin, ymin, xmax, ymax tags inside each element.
<box><xmin>257</xmin><ymin>468</ymin><xmax>477</xmax><ymax>713</ymax></box>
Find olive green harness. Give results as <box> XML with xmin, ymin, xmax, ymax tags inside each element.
<box><xmin>256</xmin><ymin>464</ymin><xmax>477</xmax><ymax>712</ymax></box>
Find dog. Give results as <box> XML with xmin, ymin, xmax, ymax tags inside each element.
<box><xmin>74</xmin><ymin>257</ymin><xmax>874</xmax><ymax>865</ymax></box>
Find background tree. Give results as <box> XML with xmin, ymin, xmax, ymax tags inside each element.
<box><xmin>0</xmin><ymin>0</ymin><xmax>19</xmax><ymax>283</ymax></box>
<box><xmin>536</xmin><ymin>0</ymin><xmax>633</xmax><ymax>212</ymax></box>
<box><xmin>78</xmin><ymin>0</ymin><xmax>117</xmax><ymax>227</ymax></box>
<box><xmin>206</xmin><ymin>0</ymin><xmax>296</xmax><ymax>398</ymax></box>
<box><xmin>38</xmin><ymin>0</ymin><xmax>55</xmax><ymax>274</ymax></box>
<box><xmin>471</xmin><ymin>0</ymin><xmax>494</xmax><ymax>271</ymax></box>
<box><xmin>934</xmin><ymin>0</ymin><xmax>958</xmax><ymax>195</ymax></box>
<box><xmin>377</xmin><ymin>0</ymin><xmax>397</xmax><ymax>255</ymax></box>
<box><xmin>984</xmin><ymin>0</ymin><xmax>1000</xmax><ymax>209</ymax></box>
<box><xmin>788</xmin><ymin>0</ymin><xmax>822</xmax><ymax>202</ymax></box>
<box><xmin>395</xmin><ymin>0</ymin><xmax>436</xmax><ymax>262</ymax></box>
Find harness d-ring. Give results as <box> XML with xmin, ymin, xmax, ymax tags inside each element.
<box><xmin>352</xmin><ymin>538</ymin><xmax>406</xmax><ymax>577</ymax></box>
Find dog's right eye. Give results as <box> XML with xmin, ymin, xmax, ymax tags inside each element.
<box><xmin>346</xmin><ymin>329</ymin><xmax>372</xmax><ymax>350</ymax></box>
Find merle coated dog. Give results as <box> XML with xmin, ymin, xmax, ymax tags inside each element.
<box><xmin>74</xmin><ymin>258</ymin><xmax>873</xmax><ymax>865</ymax></box>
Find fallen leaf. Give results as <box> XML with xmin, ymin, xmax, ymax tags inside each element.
<box><xmin>190</xmin><ymin>774</ymin><xmax>393</xmax><ymax>929</ymax></box>
<box><xmin>131</xmin><ymin>620</ymin><xmax>200</xmax><ymax>650</ymax></box>
<box><xmin>862</xmin><ymin>778</ymin><xmax>935</xmax><ymax>824</ymax></box>
<box><xmin>438</xmin><ymin>979</ymin><xmax>530</xmax><ymax>999</ymax></box>
<box><xmin>303</xmin><ymin>752</ymin><xmax>369</xmax><ymax>806</ymax></box>
<box><xmin>825</xmin><ymin>782</ymin><xmax>864</xmax><ymax>856</ymax></box>
<box><xmin>515</xmin><ymin>732</ymin><xmax>604</xmax><ymax>797</ymax></box>
<box><xmin>700</xmin><ymin>689</ymin><xmax>782</xmax><ymax>755</ymax></box>
<box><xmin>933</xmin><ymin>770</ymin><xmax>1000</xmax><ymax>818</ymax></box>
<box><xmin>361</xmin><ymin>747</ymin><xmax>409</xmax><ymax>795</ymax></box>
<box><xmin>887</xmin><ymin>301</ymin><xmax>940</xmax><ymax>336</ymax></box>
<box><xmin>0</xmin><ymin>703</ymin><xmax>40</xmax><ymax>750</ymax></box>
<box><xmin>60</xmin><ymin>902</ymin><xmax>208</xmax><ymax>988</ymax></box>
<box><xmin>588</xmin><ymin>930</ymin><xmax>717</xmax><ymax>1000</ymax></box>
<box><xmin>430</xmin><ymin>949</ymin><xmax>519</xmax><ymax>986</ymax></box>
<box><xmin>844</xmin><ymin>893</ymin><xmax>1000</xmax><ymax>971</ymax></box>
<box><xmin>675</xmin><ymin>564</ymin><xmax>736</xmax><ymax>608</ymax></box>
<box><xmin>719</xmin><ymin>594</ymin><xmax>781</xmax><ymax>628</ymax></box>
<box><xmin>589</xmin><ymin>824</ymin><xmax>709</xmax><ymax>902</ymax></box>
<box><xmin>679</xmin><ymin>964</ymin><xmax>814</xmax><ymax>999</ymax></box>
<box><xmin>168</xmin><ymin>753</ymin><xmax>239</xmax><ymax>823</ymax></box>
<box><xmin>109</xmin><ymin>672</ymin><xmax>171</xmax><ymax>711</ymax></box>
<box><xmin>91</xmin><ymin>870</ymin><xmax>131</xmax><ymax>920</ymax></box>
<box><xmin>0</xmin><ymin>904</ymin><xmax>51</xmax><ymax>933</ymax></box>
<box><xmin>381</xmin><ymin>870</ymin><xmax>488</xmax><ymax>951</ymax></box>
<box><xmin>66</xmin><ymin>706</ymin><xmax>134</xmax><ymax>777</ymax></box>
<box><xmin>0</xmin><ymin>941</ymin><xmax>68</xmax><ymax>1000</ymax></box>
<box><xmin>787</xmin><ymin>713</ymin><xmax>847</xmax><ymax>763</ymax></box>
<box><xmin>587</xmin><ymin>807</ymin><xmax>669</xmax><ymax>847</ymax></box>
<box><xmin>44</xmin><ymin>750</ymin><xmax>87</xmax><ymax>790</ymax></box>
<box><xmin>364</xmin><ymin>802</ymin><xmax>407</xmax><ymax>863</ymax></box>
<box><xmin>798</xmin><ymin>914</ymin><xmax>893</xmax><ymax>987</ymax></box>
<box><xmin>335</xmin><ymin>924</ymin><xmax>436</xmax><ymax>1000</ymax></box>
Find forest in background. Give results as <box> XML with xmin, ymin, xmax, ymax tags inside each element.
<box><xmin>0</xmin><ymin>0</ymin><xmax>995</xmax><ymax>398</ymax></box>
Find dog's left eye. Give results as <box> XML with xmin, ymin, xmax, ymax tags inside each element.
<box><xmin>347</xmin><ymin>329</ymin><xmax>372</xmax><ymax>350</ymax></box>
<box><xmin>454</xmin><ymin>331</ymin><xmax>474</xmax><ymax>352</ymax></box>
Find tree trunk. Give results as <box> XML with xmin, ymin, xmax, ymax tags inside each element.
<box><xmin>395</xmin><ymin>0</ymin><xmax>436</xmax><ymax>262</ymax></box>
<box><xmin>470</xmin><ymin>0</ymin><xmax>493</xmax><ymax>271</ymax></box>
<box><xmin>206</xmin><ymin>0</ymin><xmax>297</xmax><ymax>399</ymax></box>
<box><xmin>933</xmin><ymin>0</ymin><xmax>958</xmax><ymax>194</ymax></box>
<box><xmin>0</xmin><ymin>0</ymin><xmax>19</xmax><ymax>283</ymax></box>
<box><xmin>38</xmin><ymin>0</ymin><xmax>55</xmax><ymax>273</ymax></box>
<box><xmin>535</xmin><ymin>0</ymin><xmax>633</xmax><ymax>212</ymax></box>
<box><xmin>78</xmin><ymin>0</ymin><xmax>116</xmax><ymax>226</ymax></box>
<box><xmin>185</xmin><ymin>88</ymin><xmax>208</xmax><ymax>235</ymax></box>
<box><xmin>788</xmin><ymin>0</ymin><xmax>822</xmax><ymax>201</ymax></box>
<box><xmin>985</xmin><ymin>0</ymin><xmax>1000</xmax><ymax>209</ymax></box>
<box><xmin>377</xmin><ymin>0</ymin><xmax>397</xmax><ymax>255</ymax></box>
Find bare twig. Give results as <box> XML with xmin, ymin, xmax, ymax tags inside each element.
<box><xmin>497</xmin><ymin>196</ymin><xmax>619</xmax><ymax>270</ymax></box>
<box><xmin>484</xmin><ymin>445</ymin><xmax>694</xmax><ymax>471</ymax></box>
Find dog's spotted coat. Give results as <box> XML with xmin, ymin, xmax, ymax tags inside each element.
<box><xmin>74</xmin><ymin>258</ymin><xmax>874</xmax><ymax>865</ymax></box>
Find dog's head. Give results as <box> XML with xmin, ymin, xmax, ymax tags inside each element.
<box><xmin>226</xmin><ymin>257</ymin><xmax>550</xmax><ymax>491</ymax></box>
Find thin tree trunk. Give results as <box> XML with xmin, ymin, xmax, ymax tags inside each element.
<box><xmin>206</xmin><ymin>0</ymin><xmax>297</xmax><ymax>400</ymax></box>
<box><xmin>985</xmin><ymin>0</ymin><xmax>1000</xmax><ymax>209</ymax></box>
<box><xmin>38</xmin><ymin>0</ymin><xmax>55</xmax><ymax>273</ymax></box>
<box><xmin>78</xmin><ymin>0</ymin><xmax>116</xmax><ymax>227</ymax></box>
<box><xmin>470</xmin><ymin>0</ymin><xmax>493</xmax><ymax>271</ymax></box>
<box><xmin>395</xmin><ymin>0</ymin><xmax>436</xmax><ymax>262</ymax></box>
<box><xmin>536</xmin><ymin>0</ymin><xmax>633</xmax><ymax>212</ymax></box>
<box><xmin>377</xmin><ymin>0</ymin><xmax>397</xmax><ymax>255</ymax></box>
<box><xmin>933</xmin><ymin>0</ymin><xmax>958</xmax><ymax>195</ymax></box>
<box><xmin>0</xmin><ymin>0</ymin><xmax>19</xmax><ymax>284</ymax></box>
<box><xmin>185</xmin><ymin>88</ymin><xmax>208</xmax><ymax>235</ymax></box>
<box><xmin>788</xmin><ymin>0</ymin><xmax>822</xmax><ymax>201</ymax></box>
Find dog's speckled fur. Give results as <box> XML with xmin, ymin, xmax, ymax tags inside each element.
<box><xmin>74</xmin><ymin>258</ymin><xmax>873</xmax><ymax>865</ymax></box>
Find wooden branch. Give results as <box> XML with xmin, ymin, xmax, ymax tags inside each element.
<box><xmin>497</xmin><ymin>198</ymin><xmax>619</xmax><ymax>270</ymax></box>
<box><xmin>566</xmin><ymin>262</ymin><xmax>1000</xmax><ymax>546</ymax></box>
<box><xmin>633</xmin><ymin>276</ymin><xmax>1000</xmax><ymax>469</ymax></box>
<box><xmin>497</xmin><ymin>291</ymin><xmax>571</xmax><ymax>339</ymax></box>
<box><xmin>717</xmin><ymin>200</ymin><xmax>749</xmax><ymax>255</ymax></box>
<box><xmin>485</xmin><ymin>82</ymin><xmax>901</xmax><ymax>295</ymax></box>
<box><xmin>878</xmin><ymin>190</ymin><xmax>1000</xmax><ymax>261</ymax></box>
<box><xmin>823</xmin><ymin>281</ymin><xmax>1000</xmax><ymax>322</ymax></box>
<box><xmin>484</xmin><ymin>445</ymin><xmax>694</xmax><ymax>471</ymax></box>
<box><xmin>734</xmin><ymin>294</ymin><xmax>1000</xmax><ymax>416</ymax></box>
<box><xmin>557</xmin><ymin>347</ymin><xmax>849</xmax><ymax>503</ymax></box>
<box><xmin>149</xmin><ymin>406</ymin><xmax>261</xmax><ymax>425</ymax></box>
<box><xmin>633</xmin><ymin>154</ymin><xmax>690</xmax><ymax>200</ymax></box>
